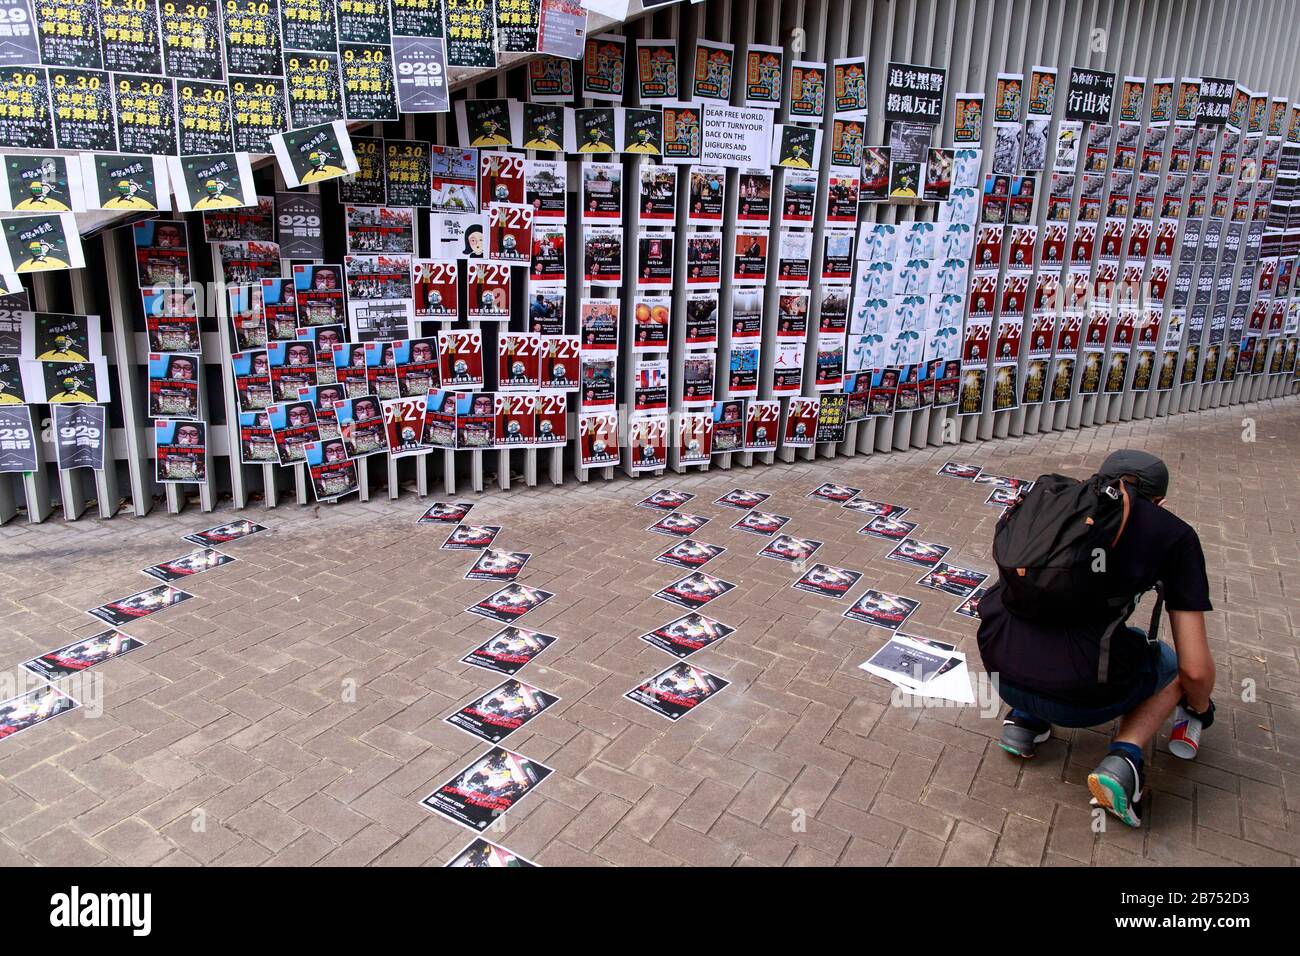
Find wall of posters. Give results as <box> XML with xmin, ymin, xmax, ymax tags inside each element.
<box><xmin>0</xmin><ymin>4</ymin><xmax>1293</xmax><ymax>528</ymax></box>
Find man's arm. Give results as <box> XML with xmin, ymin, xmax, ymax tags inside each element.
<box><xmin>1168</xmin><ymin>609</ymin><xmax>1215</xmax><ymax>711</ymax></box>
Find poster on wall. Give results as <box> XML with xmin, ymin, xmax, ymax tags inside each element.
<box><xmin>694</xmin><ymin>40</ymin><xmax>734</xmax><ymax>102</ymax></box>
<box><xmin>445</xmin><ymin>0</ymin><xmax>497</xmax><ymax>69</ymax></box>
<box><xmin>2</xmin><ymin>212</ymin><xmax>84</xmax><ymax>273</ymax></box>
<box><xmin>1197</xmin><ymin>77</ymin><xmax>1234</xmax><ymax>126</ymax></box>
<box><xmin>0</xmin><ymin>65</ymin><xmax>53</xmax><ymax>149</ymax></box>
<box><xmin>0</xmin><ymin>405</ymin><xmax>37</xmax><ymax>472</ymax></box>
<box><xmin>340</xmin><ymin>43</ymin><xmax>399</xmax><ymax>120</ymax></box>
<box><xmin>790</xmin><ymin>60</ymin><xmax>827</xmax><ymax>121</ymax></box>
<box><xmin>0</xmin><ymin>0</ymin><xmax>41</xmax><ymax>68</ymax></box>
<box><xmin>271</xmin><ymin>121</ymin><xmax>359</xmax><ymax>189</ymax></box>
<box><xmin>0</xmin><ymin>153</ymin><xmax>85</xmax><ymax>213</ymax></box>
<box><xmin>637</xmin><ymin>39</ymin><xmax>678</xmax><ymax>102</ymax></box>
<box><xmin>228</xmin><ymin>76</ymin><xmax>289</xmax><ymax>154</ymax></box>
<box><xmin>884</xmin><ymin>62</ymin><xmax>946</xmax><ymax>124</ymax></box>
<box><xmin>222</xmin><ymin>0</ymin><xmax>284</xmax><ymax>75</ymax></box>
<box><xmin>744</xmin><ymin>44</ymin><xmax>783</xmax><ymax>110</ymax></box>
<box><xmin>154</xmin><ymin>420</ymin><xmax>207</xmax><ymax>483</ymax></box>
<box><xmin>84</xmin><ymin>155</ymin><xmax>169</xmax><ymax>217</ymax></box>
<box><xmin>48</xmin><ymin>67</ymin><xmax>117</xmax><ymax>152</ymax></box>
<box><xmin>174</xmin><ymin>79</ymin><xmax>234</xmax><ymax>156</ymax></box>
<box><xmin>953</xmin><ymin>93</ymin><xmax>983</xmax><ymax>143</ymax></box>
<box><xmin>159</xmin><ymin>2</ymin><xmax>224</xmax><ymax>80</ymax></box>
<box><xmin>1065</xmin><ymin>66</ymin><xmax>1116</xmax><ymax>123</ymax></box>
<box><xmin>284</xmin><ymin>51</ymin><xmax>343</xmax><ymax>128</ymax></box>
<box><xmin>832</xmin><ymin>57</ymin><xmax>868</xmax><ymax>115</ymax></box>
<box><xmin>393</xmin><ymin>36</ymin><xmax>450</xmax><ymax>113</ymax></box>
<box><xmin>168</xmin><ymin>154</ymin><xmax>256</xmax><ymax>213</ymax></box>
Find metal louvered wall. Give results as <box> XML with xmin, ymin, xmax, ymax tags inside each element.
<box><xmin>2</xmin><ymin>0</ymin><xmax>1298</xmax><ymax>524</ymax></box>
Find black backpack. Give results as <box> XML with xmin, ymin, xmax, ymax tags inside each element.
<box><xmin>992</xmin><ymin>473</ymin><xmax>1133</xmax><ymax>620</ymax></box>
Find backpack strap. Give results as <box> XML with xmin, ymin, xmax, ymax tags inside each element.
<box><xmin>1096</xmin><ymin>595</ymin><xmax>1138</xmax><ymax>683</ymax></box>
<box><xmin>1110</xmin><ymin>479</ymin><xmax>1132</xmax><ymax>547</ymax></box>
<box><xmin>1098</xmin><ymin>583</ymin><xmax>1166</xmax><ymax>682</ymax></box>
<box><xmin>1145</xmin><ymin>581</ymin><xmax>1165</xmax><ymax>645</ymax></box>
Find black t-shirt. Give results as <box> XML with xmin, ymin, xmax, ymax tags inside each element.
<box><xmin>977</xmin><ymin>496</ymin><xmax>1212</xmax><ymax>705</ymax></box>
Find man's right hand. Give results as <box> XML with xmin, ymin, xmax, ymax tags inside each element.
<box><xmin>1181</xmin><ymin>696</ymin><xmax>1215</xmax><ymax>730</ymax></box>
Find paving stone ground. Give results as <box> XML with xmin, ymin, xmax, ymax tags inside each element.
<box><xmin>2</xmin><ymin>398</ymin><xmax>1299</xmax><ymax>867</ymax></box>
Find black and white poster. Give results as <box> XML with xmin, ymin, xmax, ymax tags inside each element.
<box><xmin>1197</xmin><ymin>76</ymin><xmax>1234</xmax><ymax>127</ymax></box>
<box><xmin>0</xmin><ymin>0</ymin><xmax>41</xmax><ymax>67</ymax></box>
<box><xmin>52</xmin><ymin>403</ymin><xmax>106</xmax><ymax>470</ymax></box>
<box><xmin>0</xmin><ymin>405</ymin><xmax>36</xmax><ymax>473</ymax></box>
<box><xmin>884</xmin><ymin>61</ymin><xmax>946</xmax><ymax>124</ymax></box>
<box><xmin>275</xmin><ymin>192</ymin><xmax>325</xmax><ymax>260</ymax></box>
<box><xmin>393</xmin><ymin>35</ymin><xmax>450</xmax><ymax>113</ymax></box>
<box><xmin>1065</xmin><ymin>66</ymin><xmax>1116</xmax><ymax>123</ymax></box>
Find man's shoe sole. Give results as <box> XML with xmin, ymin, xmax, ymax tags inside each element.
<box><xmin>998</xmin><ymin>742</ymin><xmax>1035</xmax><ymax>758</ymax></box>
<box><xmin>1087</xmin><ymin>771</ymin><xmax>1142</xmax><ymax>827</ymax></box>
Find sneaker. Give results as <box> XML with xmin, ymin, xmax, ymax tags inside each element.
<box><xmin>999</xmin><ymin>714</ymin><xmax>1052</xmax><ymax>757</ymax></box>
<box><xmin>1087</xmin><ymin>752</ymin><xmax>1145</xmax><ymax>827</ymax></box>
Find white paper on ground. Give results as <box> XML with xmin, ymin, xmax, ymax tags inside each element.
<box><xmin>859</xmin><ymin>636</ymin><xmax>977</xmax><ymax>704</ymax></box>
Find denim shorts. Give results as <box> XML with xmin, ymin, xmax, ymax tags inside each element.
<box><xmin>996</xmin><ymin>631</ymin><xmax>1179</xmax><ymax>729</ymax></box>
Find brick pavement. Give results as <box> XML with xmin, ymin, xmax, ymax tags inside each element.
<box><xmin>1</xmin><ymin>398</ymin><xmax>1298</xmax><ymax>867</ymax></box>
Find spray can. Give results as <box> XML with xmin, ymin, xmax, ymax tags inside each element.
<box><xmin>1169</xmin><ymin>706</ymin><xmax>1202</xmax><ymax>759</ymax></box>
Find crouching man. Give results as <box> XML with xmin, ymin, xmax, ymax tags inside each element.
<box><xmin>977</xmin><ymin>450</ymin><xmax>1217</xmax><ymax>827</ymax></box>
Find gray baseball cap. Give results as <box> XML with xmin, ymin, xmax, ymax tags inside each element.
<box><xmin>1098</xmin><ymin>449</ymin><xmax>1169</xmax><ymax>499</ymax></box>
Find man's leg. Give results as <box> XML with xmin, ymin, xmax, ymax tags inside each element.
<box><xmin>1088</xmin><ymin>642</ymin><xmax>1181</xmax><ymax>827</ymax></box>
<box><xmin>1113</xmin><ymin>674</ymin><xmax>1184</xmax><ymax>749</ymax></box>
